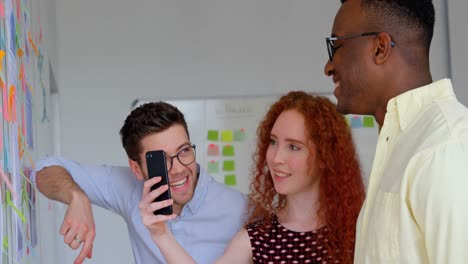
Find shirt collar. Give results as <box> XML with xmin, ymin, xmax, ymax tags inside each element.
<box><xmin>386</xmin><ymin>78</ymin><xmax>454</xmax><ymax>131</ymax></box>
<box><xmin>182</xmin><ymin>163</ymin><xmax>209</xmax><ymax>216</ymax></box>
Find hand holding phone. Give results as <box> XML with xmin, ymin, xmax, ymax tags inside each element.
<box><xmin>146</xmin><ymin>150</ymin><xmax>173</xmax><ymax>215</ymax></box>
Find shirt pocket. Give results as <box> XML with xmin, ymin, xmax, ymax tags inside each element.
<box><xmin>367</xmin><ymin>190</ymin><xmax>400</xmax><ymax>261</ymax></box>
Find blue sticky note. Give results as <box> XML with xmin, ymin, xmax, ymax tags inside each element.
<box><xmin>350</xmin><ymin>116</ymin><xmax>362</xmax><ymax>128</ymax></box>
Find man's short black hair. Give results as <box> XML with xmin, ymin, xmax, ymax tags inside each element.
<box><xmin>120</xmin><ymin>102</ymin><xmax>189</xmax><ymax>162</ymax></box>
<box><xmin>341</xmin><ymin>0</ymin><xmax>435</xmax><ymax>52</ymax></box>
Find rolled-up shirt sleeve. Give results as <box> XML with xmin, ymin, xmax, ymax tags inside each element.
<box><xmin>31</xmin><ymin>156</ymin><xmax>140</xmax><ymax>217</ymax></box>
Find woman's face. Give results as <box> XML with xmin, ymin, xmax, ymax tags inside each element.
<box><xmin>266</xmin><ymin>109</ymin><xmax>320</xmax><ymax>196</ymax></box>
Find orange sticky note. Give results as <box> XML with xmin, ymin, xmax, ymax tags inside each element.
<box><xmin>17</xmin><ymin>48</ymin><xmax>24</xmax><ymax>58</ymax></box>
<box><xmin>0</xmin><ymin>50</ymin><xmax>5</xmax><ymax>71</ymax></box>
<box><xmin>8</xmin><ymin>85</ymin><xmax>16</xmax><ymax>122</ymax></box>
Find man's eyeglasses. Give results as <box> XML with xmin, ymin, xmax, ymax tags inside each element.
<box><xmin>326</xmin><ymin>32</ymin><xmax>396</xmax><ymax>61</ymax></box>
<box><xmin>166</xmin><ymin>144</ymin><xmax>196</xmax><ymax>171</ymax></box>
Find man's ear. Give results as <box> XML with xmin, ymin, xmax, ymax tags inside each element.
<box><xmin>129</xmin><ymin>159</ymin><xmax>145</xmax><ymax>180</ymax></box>
<box><xmin>374</xmin><ymin>32</ymin><xmax>393</xmax><ymax>65</ymax></box>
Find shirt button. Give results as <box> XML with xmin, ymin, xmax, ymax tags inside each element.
<box><xmin>386</xmin><ymin>136</ymin><xmax>389</xmax><ymax>142</ymax></box>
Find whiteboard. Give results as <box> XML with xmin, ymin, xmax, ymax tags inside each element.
<box><xmin>136</xmin><ymin>95</ymin><xmax>378</xmax><ymax>193</ymax></box>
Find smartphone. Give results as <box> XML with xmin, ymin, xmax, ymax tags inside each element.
<box><xmin>145</xmin><ymin>150</ymin><xmax>173</xmax><ymax>215</ymax></box>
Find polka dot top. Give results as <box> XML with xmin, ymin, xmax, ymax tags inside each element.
<box><xmin>246</xmin><ymin>215</ymin><xmax>339</xmax><ymax>264</ymax></box>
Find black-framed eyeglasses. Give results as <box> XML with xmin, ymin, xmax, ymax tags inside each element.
<box><xmin>326</xmin><ymin>32</ymin><xmax>396</xmax><ymax>61</ymax></box>
<box><xmin>166</xmin><ymin>144</ymin><xmax>196</xmax><ymax>171</ymax></box>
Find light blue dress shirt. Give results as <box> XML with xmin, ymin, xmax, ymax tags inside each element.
<box><xmin>31</xmin><ymin>157</ymin><xmax>248</xmax><ymax>264</ymax></box>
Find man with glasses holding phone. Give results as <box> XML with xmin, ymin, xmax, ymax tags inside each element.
<box><xmin>324</xmin><ymin>0</ymin><xmax>468</xmax><ymax>263</ymax></box>
<box><xmin>31</xmin><ymin>102</ymin><xmax>247</xmax><ymax>264</ymax></box>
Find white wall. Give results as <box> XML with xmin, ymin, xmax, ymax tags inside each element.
<box><xmin>32</xmin><ymin>0</ymin><xmax>61</xmax><ymax>263</ymax></box>
<box><xmin>447</xmin><ymin>0</ymin><xmax>468</xmax><ymax>105</ymax></box>
<box><xmin>42</xmin><ymin>0</ymin><xmax>456</xmax><ymax>263</ymax></box>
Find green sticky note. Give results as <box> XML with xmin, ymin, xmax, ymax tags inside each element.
<box><xmin>207</xmin><ymin>130</ymin><xmax>219</xmax><ymax>141</ymax></box>
<box><xmin>224</xmin><ymin>174</ymin><xmax>237</xmax><ymax>186</ymax></box>
<box><xmin>221</xmin><ymin>130</ymin><xmax>234</xmax><ymax>142</ymax></box>
<box><xmin>222</xmin><ymin>145</ymin><xmax>235</xmax><ymax>156</ymax></box>
<box><xmin>363</xmin><ymin>116</ymin><xmax>375</xmax><ymax>128</ymax></box>
<box><xmin>234</xmin><ymin>129</ymin><xmax>246</xmax><ymax>141</ymax></box>
<box><xmin>207</xmin><ymin>161</ymin><xmax>219</xmax><ymax>174</ymax></box>
<box><xmin>3</xmin><ymin>236</ymin><xmax>8</xmax><ymax>251</ymax></box>
<box><xmin>223</xmin><ymin>160</ymin><xmax>235</xmax><ymax>171</ymax></box>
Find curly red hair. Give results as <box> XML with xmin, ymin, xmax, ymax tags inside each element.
<box><xmin>248</xmin><ymin>91</ymin><xmax>365</xmax><ymax>263</ymax></box>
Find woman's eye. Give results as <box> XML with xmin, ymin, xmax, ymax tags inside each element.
<box><xmin>269</xmin><ymin>138</ymin><xmax>277</xmax><ymax>145</ymax></box>
<box><xmin>289</xmin><ymin>144</ymin><xmax>300</xmax><ymax>151</ymax></box>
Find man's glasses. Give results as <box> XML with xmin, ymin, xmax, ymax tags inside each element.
<box><xmin>326</xmin><ymin>32</ymin><xmax>396</xmax><ymax>61</ymax></box>
<box><xmin>166</xmin><ymin>144</ymin><xmax>196</xmax><ymax>171</ymax></box>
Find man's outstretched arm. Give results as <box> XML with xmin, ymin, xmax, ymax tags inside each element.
<box><xmin>36</xmin><ymin>166</ymin><xmax>96</xmax><ymax>264</ymax></box>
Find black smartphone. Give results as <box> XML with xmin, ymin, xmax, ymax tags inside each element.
<box><xmin>145</xmin><ymin>150</ymin><xmax>173</xmax><ymax>215</ymax></box>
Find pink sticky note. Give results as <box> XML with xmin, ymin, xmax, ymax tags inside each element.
<box><xmin>0</xmin><ymin>2</ymin><xmax>4</xmax><ymax>18</ymax></box>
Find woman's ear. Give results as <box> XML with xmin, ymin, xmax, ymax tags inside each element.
<box><xmin>129</xmin><ymin>159</ymin><xmax>145</xmax><ymax>180</ymax></box>
<box><xmin>374</xmin><ymin>32</ymin><xmax>394</xmax><ymax>65</ymax></box>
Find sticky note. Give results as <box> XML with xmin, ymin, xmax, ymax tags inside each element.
<box><xmin>222</xmin><ymin>145</ymin><xmax>235</xmax><ymax>156</ymax></box>
<box><xmin>207</xmin><ymin>144</ymin><xmax>219</xmax><ymax>156</ymax></box>
<box><xmin>362</xmin><ymin>116</ymin><xmax>375</xmax><ymax>128</ymax></box>
<box><xmin>221</xmin><ymin>130</ymin><xmax>233</xmax><ymax>142</ymax></box>
<box><xmin>234</xmin><ymin>128</ymin><xmax>246</xmax><ymax>141</ymax></box>
<box><xmin>224</xmin><ymin>174</ymin><xmax>237</xmax><ymax>186</ymax></box>
<box><xmin>345</xmin><ymin>116</ymin><xmax>351</xmax><ymax>127</ymax></box>
<box><xmin>350</xmin><ymin>116</ymin><xmax>362</xmax><ymax>128</ymax></box>
<box><xmin>223</xmin><ymin>160</ymin><xmax>235</xmax><ymax>171</ymax></box>
<box><xmin>0</xmin><ymin>2</ymin><xmax>4</xmax><ymax>19</ymax></box>
<box><xmin>207</xmin><ymin>161</ymin><xmax>219</xmax><ymax>174</ymax></box>
<box><xmin>207</xmin><ymin>130</ymin><xmax>219</xmax><ymax>141</ymax></box>
<box><xmin>0</xmin><ymin>50</ymin><xmax>5</xmax><ymax>71</ymax></box>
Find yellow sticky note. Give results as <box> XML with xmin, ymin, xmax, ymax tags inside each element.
<box><xmin>221</xmin><ymin>130</ymin><xmax>234</xmax><ymax>142</ymax></box>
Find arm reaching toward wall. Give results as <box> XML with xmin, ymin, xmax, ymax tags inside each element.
<box><xmin>36</xmin><ymin>166</ymin><xmax>96</xmax><ymax>264</ymax></box>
